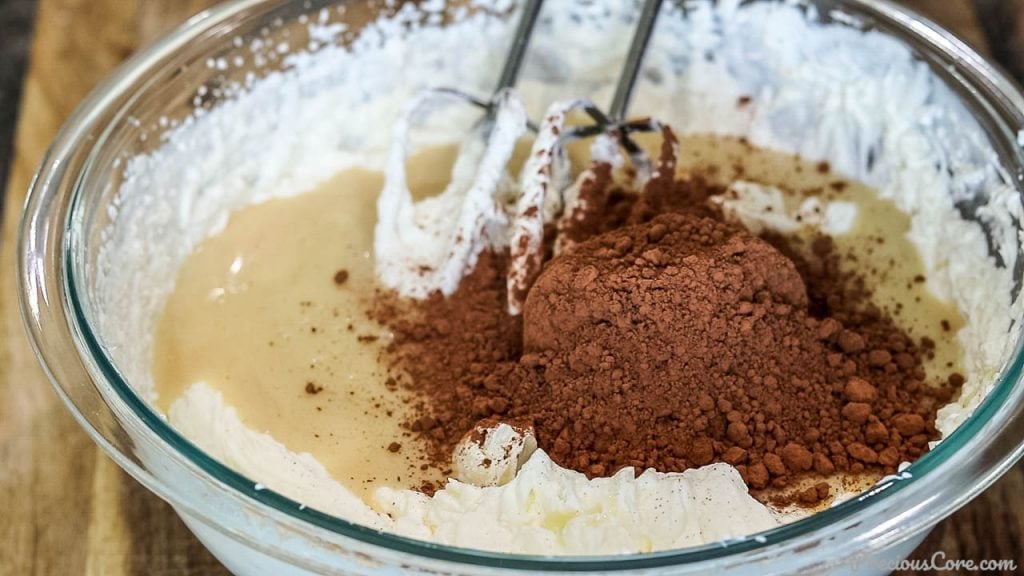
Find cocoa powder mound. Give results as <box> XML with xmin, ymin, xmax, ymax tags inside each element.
<box><xmin>521</xmin><ymin>213</ymin><xmax>817</xmax><ymax>477</ymax></box>
<box><xmin>373</xmin><ymin>160</ymin><xmax>961</xmax><ymax>502</ymax></box>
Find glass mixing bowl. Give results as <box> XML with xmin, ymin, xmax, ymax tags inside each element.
<box><xmin>19</xmin><ymin>0</ymin><xmax>1024</xmax><ymax>574</ymax></box>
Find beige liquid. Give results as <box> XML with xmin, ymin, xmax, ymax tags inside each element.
<box><xmin>153</xmin><ymin>133</ymin><xmax>964</xmax><ymax>501</ymax></box>
<box><xmin>153</xmin><ymin>154</ymin><xmax>451</xmax><ymax>501</ymax></box>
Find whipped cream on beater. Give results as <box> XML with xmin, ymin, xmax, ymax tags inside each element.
<box><xmin>375</xmin><ymin>89</ymin><xmax>526</xmax><ymax>299</ymax></box>
<box><xmin>375</xmin><ymin>93</ymin><xmax>602</xmax><ymax>314</ymax></box>
<box><xmin>97</xmin><ymin>0</ymin><xmax>1023</xmax><ymax>555</ymax></box>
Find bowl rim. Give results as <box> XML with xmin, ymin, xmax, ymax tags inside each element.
<box><xmin>21</xmin><ymin>0</ymin><xmax>1024</xmax><ymax>570</ymax></box>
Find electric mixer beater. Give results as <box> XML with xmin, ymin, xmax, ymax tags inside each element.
<box><xmin>375</xmin><ymin>0</ymin><xmax>667</xmax><ymax>313</ymax></box>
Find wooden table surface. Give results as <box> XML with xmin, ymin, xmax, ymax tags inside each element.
<box><xmin>0</xmin><ymin>1</ymin><xmax>1020</xmax><ymax>574</ymax></box>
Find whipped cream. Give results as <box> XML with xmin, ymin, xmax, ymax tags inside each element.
<box><xmin>451</xmin><ymin>423</ymin><xmax>538</xmax><ymax>487</ymax></box>
<box><xmin>713</xmin><ymin>181</ymin><xmax>858</xmax><ymax>237</ymax></box>
<box><xmin>378</xmin><ymin>455</ymin><xmax>781</xmax><ymax>554</ymax></box>
<box><xmin>170</xmin><ymin>383</ymin><xmax>781</xmax><ymax>552</ymax></box>
<box><xmin>97</xmin><ymin>0</ymin><xmax>1022</xmax><ymax>554</ymax></box>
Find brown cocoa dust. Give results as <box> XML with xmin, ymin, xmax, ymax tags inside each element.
<box><xmin>372</xmin><ymin>131</ymin><xmax>961</xmax><ymax>504</ymax></box>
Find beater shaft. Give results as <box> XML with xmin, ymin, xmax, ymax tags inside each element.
<box><xmin>609</xmin><ymin>0</ymin><xmax>665</xmax><ymax>121</ymax></box>
<box><xmin>495</xmin><ymin>0</ymin><xmax>546</xmax><ymax>92</ymax></box>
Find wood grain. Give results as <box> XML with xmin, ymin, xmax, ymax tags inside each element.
<box><xmin>0</xmin><ymin>1</ymin><xmax>1019</xmax><ymax>575</ymax></box>
<box><xmin>0</xmin><ymin>3</ymin><xmax>225</xmax><ymax>575</ymax></box>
